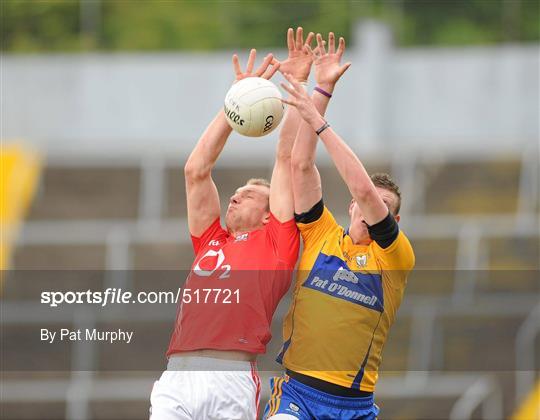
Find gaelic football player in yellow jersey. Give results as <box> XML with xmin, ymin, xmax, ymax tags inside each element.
<box><xmin>264</xmin><ymin>33</ymin><xmax>415</xmax><ymax>419</ymax></box>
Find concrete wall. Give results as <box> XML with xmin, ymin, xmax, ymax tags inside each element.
<box><xmin>2</xmin><ymin>22</ymin><xmax>538</xmax><ymax>161</ymax></box>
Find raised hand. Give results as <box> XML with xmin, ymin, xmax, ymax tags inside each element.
<box><xmin>279</xmin><ymin>27</ymin><xmax>315</xmax><ymax>83</ymax></box>
<box><xmin>306</xmin><ymin>33</ymin><xmax>351</xmax><ymax>92</ymax></box>
<box><xmin>280</xmin><ymin>72</ymin><xmax>325</xmax><ymax>129</ymax></box>
<box><xmin>232</xmin><ymin>49</ymin><xmax>280</xmax><ymax>82</ymax></box>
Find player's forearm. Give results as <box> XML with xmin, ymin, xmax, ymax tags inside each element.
<box><xmin>290</xmin><ymin>91</ymin><xmax>331</xmax><ymax>213</ymax></box>
<box><xmin>275</xmin><ymin>103</ymin><xmax>302</xmax><ymax>161</ymax></box>
<box><xmin>317</xmin><ymin>127</ymin><xmax>375</xmax><ymax>201</ymax></box>
<box><xmin>184</xmin><ymin>110</ymin><xmax>232</xmax><ymax>179</ymax></box>
<box><xmin>270</xmin><ymin>100</ymin><xmax>302</xmax><ymax>220</ymax></box>
<box><xmin>291</xmin><ymin>91</ymin><xmax>331</xmax><ymax>169</ymax></box>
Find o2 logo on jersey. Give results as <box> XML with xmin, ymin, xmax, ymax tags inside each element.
<box><xmin>193</xmin><ymin>249</ymin><xmax>231</xmax><ymax>279</ymax></box>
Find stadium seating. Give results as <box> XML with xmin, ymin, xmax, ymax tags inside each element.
<box><xmin>28</xmin><ymin>167</ymin><xmax>140</xmax><ymax>220</ymax></box>
<box><xmin>422</xmin><ymin>159</ymin><xmax>522</xmax><ymax>214</ymax></box>
<box><xmin>2</xmin><ymin>156</ymin><xmax>538</xmax><ymax>419</ymax></box>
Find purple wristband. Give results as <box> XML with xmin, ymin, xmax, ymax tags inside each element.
<box><xmin>314</xmin><ymin>86</ymin><xmax>332</xmax><ymax>98</ymax></box>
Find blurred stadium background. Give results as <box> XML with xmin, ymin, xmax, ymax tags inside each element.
<box><xmin>1</xmin><ymin>1</ymin><xmax>539</xmax><ymax>419</ymax></box>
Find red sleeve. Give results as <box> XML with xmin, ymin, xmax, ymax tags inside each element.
<box><xmin>190</xmin><ymin>218</ymin><xmax>228</xmax><ymax>255</ymax></box>
<box><xmin>266</xmin><ymin>212</ymin><xmax>300</xmax><ymax>268</ymax></box>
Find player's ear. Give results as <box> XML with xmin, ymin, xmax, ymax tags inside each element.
<box><xmin>348</xmin><ymin>199</ymin><xmax>355</xmax><ymax>216</ymax></box>
<box><xmin>394</xmin><ymin>214</ymin><xmax>401</xmax><ymax>223</ymax></box>
<box><xmin>262</xmin><ymin>211</ymin><xmax>271</xmax><ymax>225</ymax></box>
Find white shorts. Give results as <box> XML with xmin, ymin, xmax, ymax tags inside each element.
<box><xmin>150</xmin><ymin>356</ymin><xmax>261</xmax><ymax>420</ymax></box>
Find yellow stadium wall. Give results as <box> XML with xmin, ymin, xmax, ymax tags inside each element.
<box><xmin>0</xmin><ymin>142</ymin><xmax>41</xmax><ymax>272</ymax></box>
<box><xmin>513</xmin><ymin>380</ymin><xmax>540</xmax><ymax>420</ymax></box>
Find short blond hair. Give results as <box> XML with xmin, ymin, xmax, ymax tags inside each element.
<box><xmin>246</xmin><ymin>178</ymin><xmax>271</xmax><ymax>188</ymax></box>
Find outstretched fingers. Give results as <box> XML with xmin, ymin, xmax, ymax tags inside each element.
<box><xmin>287</xmin><ymin>28</ymin><xmax>295</xmax><ymax>52</ymax></box>
<box><xmin>328</xmin><ymin>32</ymin><xmax>335</xmax><ymax>54</ymax></box>
<box><xmin>336</xmin><ymin>37</ymin><xmax>345</xmax><ymax>59</ymax></box>
<box><xmin>311</xmin><ymin>39</ymin><xmax>326</xmax><ymax>58</ymax></box>
<box><xmin>245</xmin><ymin>48</ymin><xmax>257</xmax><ymax>73</ymax></box>
<box><xmin>295</xmin><ymin>27</ymin><xmax>304</xmax><ymax>50</ymax></box>
<box><xmin>281</xmin><ymin>97</ymin><xmax>296</xmax><ymax>107</ymax></box>
<box><xmin>339</xmin><ymin>62</ymin><xmax>352</xmax><ymax>76</ymax></box>
<box><xmin>261</xmin><ymin>58</ymin><xmax>280</xmax><ymax>79</ymax></box>
<box><xmin>316</xmin><ymin>33</ymin><xmax>326</xmax><ymax>56</ymax></box>
<box><xmin>303</xmin><ymin>44</ymin><xmax>316</xmax><ymax>60</ymax></box>
<box><xmin>282</xmin><ymin>72</ymin><xmax>303</xmax><ymax>91</ymax></box>
<box><xmin>280</xmin><ymin>81</ymin><xmax>298</xmax><ymax>98</ymax></box>
<box><xmin>254</xmin><ymin>53</ymin><xmax>274</xmax><ymax>77</ymax></box>
<box><xmin>304</xmin><ymin>31</ymin><xmax>315</xmax><ymax>49</ymax></box>
<box><xmin>232</xmin><ymin>54</ymin><xmax>242</xmax><ymax>76</ymax></box>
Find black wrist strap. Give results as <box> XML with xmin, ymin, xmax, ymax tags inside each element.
<box><xmin>316</xmin><ymin>122</ymin><xmax>330</xmax><ymax>136</ymax></box>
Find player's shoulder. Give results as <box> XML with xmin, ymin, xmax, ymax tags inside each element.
<box><xmin>296</xmin><ymin>204</ymin><xmax>340</xmax><ymax>230</ymax></box>
<box><xmin>370</xmin><ymin>230</ymin><xmax>415</xmax><ymax>269</ymax></box>
<box><xmin>370</xmin><ymin>229</ymin><xmax>412</xmax><ymax>251</ymax></box>
<box><xmin>397</xmin><ymin>229</ymin><xmax>413</xmax><ymax>250</ymax></box>
<box><xmin>319</xmin><ymin>221</ymin><xmax>346</xmax><ymax>251</ymax></box>
<box><xmin>267</xmin><ymin>212</ymin><xmax>297</xmax><ymax>229</ymax></box>
<box><xmin>195</xmin><ymin>223</ymin><xmax>229</xmax><ymax>247</ymax></box>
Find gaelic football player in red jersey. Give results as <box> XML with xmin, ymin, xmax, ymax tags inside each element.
<box><xmin>150</xmin><ymin>28</ymin><xmax>316</xmax><ymax>419</ymax></box>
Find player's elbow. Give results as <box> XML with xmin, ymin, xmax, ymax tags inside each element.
<box><xmin>291</xmin><ymin>156</ymin><xmax>315</xmax><ymax>175</ymax></box>
<box><xmin>351</xmin><ymin>184</ymin><xmax>374</xmax><ymax>203</ymax></box>
<box><xmin>184</xmin><ymin>160</ymin><xmax>210</xmax><ymax>182</ymax></box>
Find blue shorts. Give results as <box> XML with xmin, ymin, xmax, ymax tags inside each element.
<box><xmin>264</xmin><ymin>375</ymin><xmax>379</xmax><ymax>419</ymax></box>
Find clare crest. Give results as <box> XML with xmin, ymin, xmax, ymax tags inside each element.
<box><xmin>356</xmin><ymin>254</ymin><xmax>368</xmax><ymax>268</ymax></box>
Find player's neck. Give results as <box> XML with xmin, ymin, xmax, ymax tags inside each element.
<box><xmin>229</xmin><ymin>225</ymin><xmax>260</xmax><ymax>238</ymax></box>
<box><xmin>348</xmin><ymin>225</ymin><xmax>371</xmax><ymax>246</ymax></box>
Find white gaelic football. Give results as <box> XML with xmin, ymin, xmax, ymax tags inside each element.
<box><xmin>224</xmin><ymin>77</ymin><xmax>284</xmax><ymax>137</ymax></box>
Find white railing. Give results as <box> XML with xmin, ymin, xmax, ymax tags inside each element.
<box><xmin>449</xmin><ymin>375</ymin><xmax>503</xmax><ymax>420</ymax></box>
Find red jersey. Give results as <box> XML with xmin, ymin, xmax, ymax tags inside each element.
<box><xmin>166</xmin><ymin>213</ymin><xmax>299</xmax><ymax>355</ymax></box>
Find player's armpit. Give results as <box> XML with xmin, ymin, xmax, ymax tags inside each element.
<box><xmin>266</xmin><ymin>213</ymin><xmax>300</xmax><ymax>267</ymax></box>
<box><xmin>190</xmin><ymin>217</ymin><xmax>226</xmax><ymax>254</ymax></box>
<box><xmin>296</xmin><ymin>204</ymin><xmax>341</xmax><ymax>249</ymax></box>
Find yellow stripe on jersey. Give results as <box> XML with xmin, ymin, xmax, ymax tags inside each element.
<box><xmin>280</xmin><ymin>206</ymin><xmax>415</xmax><ymax>392</ymax></box>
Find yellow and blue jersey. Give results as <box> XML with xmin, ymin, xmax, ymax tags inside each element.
<box><xmin>277</xmin><ymin>205</ymin><xmax>415</xmax><ymax>392</ymax></box>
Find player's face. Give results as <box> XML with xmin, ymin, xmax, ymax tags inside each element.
<box><xmin>225</xmin><ymin>184</ymin><xmax>270</xmax><ymax>233</ymax></box>
<box><xmin>349</xmin><ymin>188</ymin><xmax>400</xmax><ymax>241</ymax></box>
